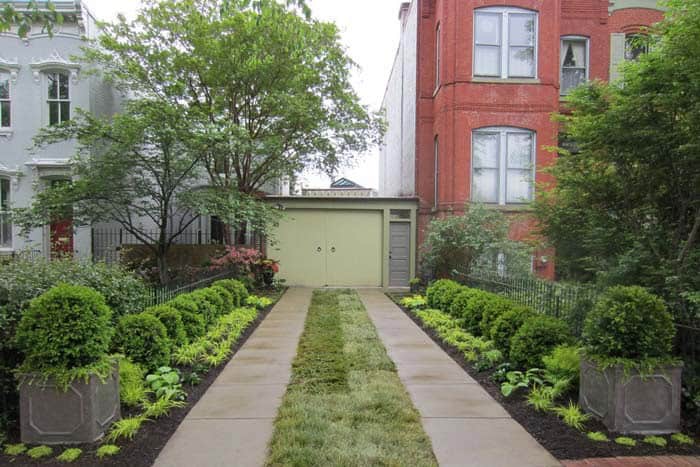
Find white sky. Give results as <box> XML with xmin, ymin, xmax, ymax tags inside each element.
<box><xmin>82</xmin><ymin>0</ymin><xmax>404</xmax><ymax>190</ymax></box>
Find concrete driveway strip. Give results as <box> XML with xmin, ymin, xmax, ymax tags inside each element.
<box><xmin>154</xmin><ymin>288</ymin><xmax>312</xmax><ymax>467</ymax></box>
<box><xmin>358</xmin><ymin>289</ymin><xmax>561</xmax><ymax>467</ymax></box>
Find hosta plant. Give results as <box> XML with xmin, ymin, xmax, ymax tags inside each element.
<box><xmin>500</xmin><ymin>369</ymin><xmax>545</xmax><ymax>397</ymax></box>
<box><xmin>146</xmin><ymin>367</ymin><xmax>186</xmax><ymax>401</ymax></box>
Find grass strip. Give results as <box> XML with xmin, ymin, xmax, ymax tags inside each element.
<box><xmin>267</xmin><ymin>289</ymin><xmax>437</xmax><ymax>467</ymax></box>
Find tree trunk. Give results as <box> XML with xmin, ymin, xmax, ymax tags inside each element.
<box><xmin>156</xmin><ymin>245</ymin><xmax>169</xmax><ymax>285</ymax></box>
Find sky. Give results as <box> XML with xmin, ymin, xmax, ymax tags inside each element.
<box><xmin>82</xmin><ymin>0</ymin><xmax>405</xmax><ymax>190</ymax></box>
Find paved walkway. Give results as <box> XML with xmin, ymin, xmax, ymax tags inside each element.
<box><xmin>153</xmin><ymin>288</ymin><xmax>312</xmax><ymax>467</ymax></box>
<box><xmin>358</xmin><ymin>289</ymin><xmax>561</xmax><ymax>467</ymax></box>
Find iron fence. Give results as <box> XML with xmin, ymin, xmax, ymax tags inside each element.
<box><xmin>144</xmin><ymin>268</ymin><xmax>240</xmax><ymax>307</ymax></box>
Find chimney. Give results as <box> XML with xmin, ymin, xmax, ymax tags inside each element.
<box><xmin>398</xmin><ymin>2</ymin><xmax>411</xmax><ymax>27</ymax></box>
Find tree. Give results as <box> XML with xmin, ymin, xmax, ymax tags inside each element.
<box><xmin>534</xmin><ymin>0</ymin><xmax>700</xmax><ymax>317</ymax></box>
<box><xmin>14</xmin><ymin>100</ymin><xmax>204</xmax><ymax>284</ymax></box>
<box><xmin>82</xmin><ymin>0</ymin><xmax>381</xmax><ymax>241</ymax></box>
<box><xmin>421</xmin><ymin>203</ymin><xmax>532</xmax><ymax>279</ymax></box>
<box><xmin>0</xmin><ymin>1</ymin><xmax>62</xmax><ymax>37</ymax></box>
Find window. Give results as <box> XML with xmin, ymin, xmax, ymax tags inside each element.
<box><xmin>0</xmin><ymin>73</ymin><xmax>10</xmax><ymax>128</ymax></box>
<box><xmin>0</xmin><ymin>178</ymin><xmax>11</xmax><ymax>248</ymax></box>
<box><xmin>472</xmin><ymin>127</ymin><xmax>534</xmax><ymax>204</ymax></box>
<box><xmin>434</xmin><ymin>136</ymin><xmax>439</xmax><ymax>208</ymax></box>
<box><xmin>474</xmin><ymin>7</ymin><xmax>537</xmax><ymax>79</ymax></box>
<box><xmin>625</xmin><ymin>34</ymin><xmax>649</xmax><ymax>61</ymax></box>
<box><xmin>47</xmin><ymin>72</ymin><xmax>70</xmax><ymax>125</ymax></box>
<box><xmin>561</xmin><ymin>37</ymin><xmax>588</xmax><ymax>95</ymax></box>
<box><xmin>435</xmin><ymin>24</ymin><xmax>441</xmax><ymax>91</ymax></box>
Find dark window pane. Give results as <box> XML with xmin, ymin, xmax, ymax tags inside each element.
<box><xmin>48</xmin><ymin>73</ymin><xmax>57</xmax><ymax>99</ymax></box>
<box><xmin>59</xmin><ymin>73</ymin><xmax>69</xmax><ymax>99</ymax></box>
<box><xmin>0</xmin><ymin>76</ymin><xmax>9</xmax><ymax>99</ymax></box>
<box><xmin>60</xmin><ymin>101</ymin><xmax>70</xmax><ymax>122</ymax></box>
<box><xmin>0</xmin><ymin>178</ymin><xmax>8</xmax><ymax>208</ymax></box>
<box><xmin>49</xmin><ymin>102</ymin><xmax>59</xmax><ymax>125</ymax></box>
<box><xmin>0</xmin><ymin>101</ymin><xmax>9</xmax><ymax>127</ymax></box>
<box><xmin>0</xmin><ymin>212</ymin><xmax>11</xmax><ymax>247</ymax></box>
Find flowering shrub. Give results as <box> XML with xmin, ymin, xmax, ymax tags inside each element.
<box><xmin>210</xmin><ymin>246</ymin><xmax>263</xmax><ymax>274</ymax></box>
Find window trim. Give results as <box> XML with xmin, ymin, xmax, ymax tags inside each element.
<box><xmin>471</xmin><ymin>126</ymin><xmax>536</xmax><ymax>206</ymax></box>
<box><xmin>45</xmin><ymin>70</ymin><xmax>71</xmax><ymax>126</ymax></box>
<box><xmin>0</xmin><ymin>177</ymin><xmax>12</xmax><ymax>250</ymax></box>
<box><xmin>473</xmin><ymin>6</ymin><xmax>539</xmax><ymax>80</ymax></box>
<box><xmin>560</xmin><ymin>35</ymin><xmax>590</xmax><ymax>96</ymax></box>
<box><xmin>0</xmin><ymin>71</ymin><xmax>11</xmax><ymax>129</ymax></box>
<box><xmin>435</xmin><ymin>23</ymin><xmax>441</xmax><ymax>92</ymax></box>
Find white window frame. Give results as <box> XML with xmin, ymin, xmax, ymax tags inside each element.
<box><xmin>434</xmin><ymin>136</ymin><xmax>439</xmax><ymax>208</ymax></box>
<box><xmin>0</xmin><ymin>72</ymin><xmax>11</xmax><ymax>129</ymax></box>
<box><xmin>435</xmin><ymin>23</ymin><xmax>441</xmax><ymax>92</ymax></box>
<box><xmin>473</xmin><ymin>6</ymin><xmax>539</xmax><ymax>79</ymax></box>
<box><xmin>46</xmin><ymin>71</ymin><xmax>71</xmax><ymax>125</ymax></box>
<box><xmin>560</xmin><ymin>35</ymin><xmax>590</xmax><ymax>95</ymax></box>
<box><xmin>471</xmin><ymin>126</ymin><xmax>536</xmax><ymax>205</ymax></box>
<box><xmin>0</xmin><ymin>177</ymin><xmax>12</xmax><ymax>249</ymax></box>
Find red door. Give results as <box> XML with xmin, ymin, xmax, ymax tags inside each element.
<box><xmin>50</xmin><ymin>217</ymin><xmax>74</xmax><ymax>258</ymax></box>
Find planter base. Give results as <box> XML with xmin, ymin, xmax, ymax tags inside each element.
<box><xmin>20</xmin><ymin>366</ymin><xmax>120</xmax><ymax>444</ymax></box>
<box><xmin>579</xmin><ymin>359</ymin><xmax>681</xmax><ymax>435</ymax></box>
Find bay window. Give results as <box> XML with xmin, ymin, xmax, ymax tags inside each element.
<box><xmin>474</xmin><ymin>7</ymin><xmax>537</xmax><ymax>79</ymax></box>
<box><xmin>561</xmin><ymin>37</ymin><xmax>589</xmax><ymax>95</ymax></box>
<box><xmin>472</xmin><ymin>127</ymin><xmax>535</xmax><ymax>205</ymax></box>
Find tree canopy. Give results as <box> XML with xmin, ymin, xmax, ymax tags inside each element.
<box><xmin>534</xmin><ymin>0</ymin><xmax>700</xmax><ymax>318</ymax></box>
<box><xmin>0</xmin><ymin>1</ymin><xmax>62</xmax><ymax>37</ymax></box>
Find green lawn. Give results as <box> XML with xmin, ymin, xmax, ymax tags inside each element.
<box><xmin>266</xmin><ymin>289</ymin><xmax>437</xmax><ymax>467</ymax></box>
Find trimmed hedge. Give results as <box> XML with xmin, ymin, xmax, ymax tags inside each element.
<box><xmin>145</xmin><ymin>305</ymin><xmax>188</xmax><ymax>347</ymax></box>
<box><xmin>210</xmin><ymin>285</ymin><xmax>234</xmax><ymax>313</ymax></box>
<box><xmin>460</xmin><ymin>289</ymin><xmax>496</xmax><ymax>336</ymax></box>
<box><xmin>489</xmin><ymin>305</ymin><xmax>535</xmax><ymax>356</ymax></box>
<box><xmin>188</xmin><ymin>289</ymin><xmax>221</xmax><ymax>324</ymax></box>
<box><xmin>426</xmin><ymin>279</ymin><xmax>462</xmax><ymax>312</ymax></box>
<box><xmin>479</xmin><ymin>296</ymin><xmax>517</xmax><ymax>337</ymax></box>
<box><xmin>448</xmin><ymin>288</ymin><xmax>482</xmax><ymax>320</ymax></box>
<box><xmin>15</xmin><ymin>284</ymin><xmax>113</xmax><ymax>371</ymax></box>
<box><xmin>582</xmin><ymin>285</ymin><xmax>675</xmax><ymax>360</ymax></box>
<box><xmin>510</xmin><ymin>315</ymin><xmax>574</xmax><ymax>369</ymax></box>
<box><xmin>167</xmin><ymin>295</ymin><xmax>206</xmax><ymax>340</ymax></box>
<box><xmin>212</xmin><ymin>279</ymin><xmax>249</xmax><ymax>307</ymax></box>
<box><xmin>112</xmin><ymin>313</ymin><xmax>171</xmax><ymax>370</ymax></box>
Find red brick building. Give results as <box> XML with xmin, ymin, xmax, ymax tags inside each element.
<box><xmin>379</xmin><ymin>0</ymin><xmax>664</xmax><ymax>279</ymax></box>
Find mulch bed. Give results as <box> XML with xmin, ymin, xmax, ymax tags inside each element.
<box><xmin>0</xmin><ymin>290</ymin><xmax>282</xmax><ymax>467</ymax></box>
<box><xmin>394</xmin><ymin>299</ymin><xmax>700</xmax><ymax>461</ymax></box>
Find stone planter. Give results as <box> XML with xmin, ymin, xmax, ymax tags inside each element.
<box><xmin>19</xmin><ymin>365</ymin><xmax>120</xmax><ymax>444</ymax></box>
<box><xmin>579</xmin><ymin>358</ymin><xmax>682</xmax><ymax>434</ymax></box>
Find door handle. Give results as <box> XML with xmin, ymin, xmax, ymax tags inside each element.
<box><xmin>330</xmin><ymin>247</ymin><xmax>336</xmax><ymax>253</ymax></box>
<box><xmin>316</xmin><ymin>246</ymin><xmax>322</xmax><ymax>253</ymax></box>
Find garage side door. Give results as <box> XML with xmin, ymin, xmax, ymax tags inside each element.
<box><xmin>269</xmin><ymin>210</ymin><xmax>326</xmax><ymax>287</ymax></box>
<box><xmin>325</xmin><ymin>210</ymin><xmax>382</xmax><ymax>287</ymax></box>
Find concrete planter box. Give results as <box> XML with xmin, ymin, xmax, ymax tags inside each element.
<box><xmin>19</xmin><ymin>366</ymin><xmax>120</xmax><ymax>444</ymax></box>
<box><xmin>579</xmin><ymin>358</ymin><xmax>682</xmax><ymax>434</ymax></box>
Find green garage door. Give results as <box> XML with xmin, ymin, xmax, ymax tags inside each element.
<box><xmin>269</xmin><ymin>209</ymin><xmax>383</xmax><ymax>287</ymax></box>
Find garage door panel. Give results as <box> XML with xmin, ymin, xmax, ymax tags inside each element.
<box><xmin>326</xmin><ymin>211</ymin><xmax>382</xmax><ymax>287</ymax></box>
<box><xmin>269</xmin><ymin>210</ymin><xmax>326</xmax><ymax>287</ymax></box>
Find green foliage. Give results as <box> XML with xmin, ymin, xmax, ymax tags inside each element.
<box><xmin>542</xmin><ymin>345</ymin><xmax>581</xmax><ymax>384</ymax></box>
<box><xmin>551</xmin><ymin>402</ymin><xmax>590</xmax><ymax>431</ymax></box>
<box><xmin>95</xmin><ymin>444</ymin><xmax>120</xmax><ymax>459</ymax></box>
<box><xmin>425</xmin><ymin>279</ymin><xmax>462</xmax><ymax>312</ymax></box>
<box><xmin>400</xmin><ymin>295</ymin><xmax>428</xmax><ymax>310</ymax></box>
<box><xmin>167</xmin><ymin>295</ymin><xmax>206</xmax><ymax>339</ymax></box>
<box><xmin>642</xmin><ymin>435</ymin><xmax>667</xmax><ymax>447</ymax></box>
<box><xmin>526</xmin><ymin>386</ymin><xmax>556</xmax><ymax>412</ymax></box>
<box><xmin>145</xmin><ymin>305</ymin><xmax>188</xmax><ymax>347</ymax></box>
<box><xmin>510</xmin><ymin>315</ymin><xmax>573</xmax><ymax>369</ymax></box>
<box><xmin>474</xmin><ymin>349</ymin><xmax>503</xmax><ymax>372</ymax></box>
<box><xmin>142</xmin><ymin>395</ymin><xmax>186</xmax><ymax>419</ymax></box>
<box><xmin>15</xmin><ymin>284</ymin><xmax>113</xmax><ymax>372</ymax></box>
<box><xmin>422</xmin><ymin>203</ymin><xmax>531</xmax><ymax>278</ymax></box>
<box><xmin>190</xmin><ymin>288</ymin><xmax>225</xmax><ymax>323</ymax></box>
<box><xmin>27</xmin><ymin>445</ymin><xmax>53</xmax><ymax>459</ymax></box>
<box><xmin>210</xmin><ymin>285</ymin><xmax>234</xmax><ymax>313</ymax></box>
<box><xmin>489</xmin><ymin>305</ymin><xmax>535</xmax><ymax>355</ymax></box>
<box><xmin>245</xmin><ymin>295</ymin><xmax>273</xmax><ymax>309</ymax></box>
<box><xmin>0</xmin><ymin>1</ymin><xmax>63</xmax><ymax>38</ymax></box>
<box><xmin>671</xmin><ymin>433</ymin><xmax>694</xmax><ymax>445</ymax></box>
<box><xmin>105</xmin><ymin>416</ymin><xmax>147</xmax><ymax>443</ymax></box>
<box><xmin>587</xmin><ymin>431</ymin><xmax>609</xmax><ymax>442</ymax></box>
<box><xmin>448</xmin><ymin>288</ymin><xmax>481</xmax><ymax>320</ymax></box>
<box><xmin>212</xmin><ymin>279</ymin><xmax>248</xmax><ymax>307</ymax></box>
<box><xmin>478</xmin><ymin>296</ymin><xmax>518</xmax><ymax>339</ymax></box>
<box><xmin>3</xmin><ymin>443</ymin><xmax>26</xmax><ymax>456</ymax></box>
<box><xmin>113</xmin><ymin>313</ymin><xmax>171</xmax><ymax>370</ymax></box>
<box><xmin>583</xmin><ymin>286</ymin><xmax>675</xmax><ymax>362</ymax></box>
<box><xmin>533</xmin><ymin>0</ymin><xmax>700</xmax><ymax>301</ymax></box>
<box><xmin>614</xmin><ymin>436</ymin><xmax>637</xmax><ymax>447</ymax></box>
<box><xmin>415</xmin><ymin>309</ymin><xmax>461</xmax><ymax>335</ymax></box>
<box><xmin>56</xmin><ymin>448</ymin><xmax>82</xmax><ymax>462</ymax></box>
<box><xmin>118</xmin><ymin>357</ymin><xmax>149</xmax><ymax>407</ymax></box>
<box><xmin>460</xmin><ymin>289</ymin><xmax>498</xmax><ymax>336</ymax></box>
<box><xmin>500</xmin><ymin>369</ymin><xmax>544</xmax><ymax>397</ymax></box>
<box><xmin>146</xmin><ymin>366</ymin><xmax>186</xmax><ymax>400</ymax></box>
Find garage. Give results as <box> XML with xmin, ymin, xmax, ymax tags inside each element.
<box><xmin>265</xmin><ymin>197</ymin><xmax>417</xmax><ymax>289</ymax></box>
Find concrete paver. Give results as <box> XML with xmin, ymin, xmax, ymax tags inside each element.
<box><xmin>154</xmin><ymin>288</ymin><xmax>312</xmax><ymax>467</ymax></box>
<box><xmin>358</xmin><ymin>289</ymin><xmax>561</xmax><ymax>467</ymax></box>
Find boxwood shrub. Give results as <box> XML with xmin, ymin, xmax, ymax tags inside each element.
<box><xmin>212</xmin><ymin>279</ymin><xmax>249</xmax><ymax>307</ymax></box>
<box><xmin>448</xmin><ymin>288</ymin><xmax>482</xmax><ymax>320</ymax></box>
<box><xmin>489</xmin><ymin>305</ymin><xmax>535</xmax><ymax>356</ymax></box>
<box><xmin>510</xmin><ymin>315</ymin><xmax>574</xmax><ymax>369</ymax></box>
<box><xmin>460</xmin><ymin>289</ymin><xmax>497</xmax><ymax>336</ymax></box>
<box><xmin>145</xmin><ymin>305</ymin><xmax>188</xmax><ymax>347</ymax></box>
<box><xmin>112</xmin><ymin>313</ymin><xmax>171</xmax><ymax>370</ymax></box>
<box><xmin>210</xmin><ymin>285</ymin><xmax>234</xmax><ymax>313</ymax></box>
<box><xmin>479</xmin><ymin>296</ymin><xmax>517</xmax><ymax>337</ymax></box>
<box><xmin>583</xmin><ymin>286</ymin><xmax>675</xmax><ymax>361</ymax></box>
<box><xmin>188</xmin><ymin>289</ymin><xmax>222</xmax><ymax>324</ymax></box>
<box><xmin>15</xmin><ymin>284</ymin><xmax>113</xmax><ymax>372</ymax></box>
<box><xmin>166</xmin><ymin>295</ymin><xmax>206</xmax><ymax>340</ymax></box>
<box><xmin>426</xmin><ymin>279</ymin><xmax>462</xmax><ymax>312</ymax></box>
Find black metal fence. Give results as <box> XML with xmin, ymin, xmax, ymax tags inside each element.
<box><xmin>144</xmin><ymin>268</ymin><xmax>240</xmax><ymax>307</ymax></box>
